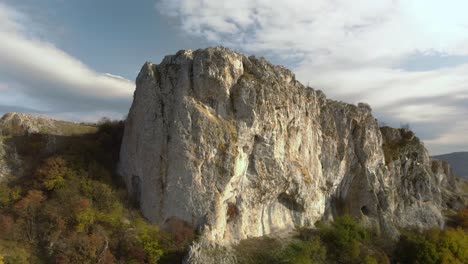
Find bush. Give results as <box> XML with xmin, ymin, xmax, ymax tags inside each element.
<box><xmin>235</xmin><ymin>237</ymin><xmax>283</xmax><ymax>264</ymax></box>
<box><xmin>315</xmin><ymin>215</ymin><xmax>374</xmax><ymax>263</ymax></box>
<box><xmin>455</xmin><ymin>208</ymin><xmax>468</xmax><ymax>229</ymax></box>
<box><xmin>0</xmin><ymin>183</ymin><xmax>21</xmax><ymax>209</ymax></box>
<box><xmin>395</xmin><ymin>228</ymin><xmax>468</xmax><ymax>264</ymax></box>
<box><xmin>234</xmin><ymin>216</ymin><xmax>381</xmax><ymax>264</ymax></box>
<box><xmin>138</xmin><ymin>227</ymin><xmax>164</xmax><ymax>263</ymax></box>
<box><xmin>277</xmin><ymin>238</ymin><xmax>327</xmax><ymax>264</ymax></box>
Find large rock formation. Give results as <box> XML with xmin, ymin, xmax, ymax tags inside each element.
<box><xmin>119</xmin><ymin>47</ymin><xmax>462</xmax><ymax>250</ymax></box>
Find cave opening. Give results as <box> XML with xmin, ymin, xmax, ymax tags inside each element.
<box><xmin>361</xmin><ymin>205</ymin><xmax>370</xmax><ymax>216</ymax></box>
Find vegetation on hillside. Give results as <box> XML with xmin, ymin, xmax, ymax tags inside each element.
<box><xmin>0</xmin><ymin>120</ymin><xmax>186</xmax><ymax>263</ymax></box>
<box><xmin>235</xmin><ymin>214</ymin><xmax>467</xmax><ymax>264</ymax></box>
<box><xmin>0</xmin><ymin>118</ymin><xmax>466</xmax><ymax>263</ymax></box>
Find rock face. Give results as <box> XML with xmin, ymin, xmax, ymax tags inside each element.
<box><xmin>119</xmin><ymin>47</ymin><xmax>462</xmax><ymax>248</ymax></box>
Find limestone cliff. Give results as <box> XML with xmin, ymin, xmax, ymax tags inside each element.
<box><xmin>118</xmin><ymin>47</ymin><xmax>462</xmax><ymax>250</ymax></box>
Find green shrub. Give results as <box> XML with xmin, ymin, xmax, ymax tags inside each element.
<box><xmin>395</xmin><ymin>228</ymin><xmax>468</xmax><ymax>264</ymax></box>
<box><xmin>235</xmin><ymin>237</ymin><xmax>283</xmax><ymax>264</ymax></box>
<box><xmin>277</xmin><ymin>238</ymin><xmax>327</xmax><ymax>264</ymax></box>
<box><xmin>0</xmin><ymin>184</ymin><xmax>21</xmax><ymax>209</ymax></box>
<box><xmin>455</xmin><ymin>208</ymin><xmax>468</xmax><ymax>229</ymax></box>
<box><xmin>317</xmin><ymin>215</ymin><xmax>371</xmax><ymax>263</ymax></box>
<box><xmin>363</xmin><ymin>255</ymin><xmax>379</xmax><ymax>264</ymax></box>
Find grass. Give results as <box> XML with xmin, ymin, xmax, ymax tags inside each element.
<box><xmin>38</xmin><ymin>120</ymin><xmax>98</xmax><ymax>136</ymax></box>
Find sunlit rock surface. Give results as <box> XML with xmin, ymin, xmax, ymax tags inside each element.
<box><xmin>118</xmin><ymin>47</ymin><xmax>463</xmax><ymax>261</ymax></box>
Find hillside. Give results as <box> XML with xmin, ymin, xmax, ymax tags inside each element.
<box><xmin>0</xmin><ymin>113</ymin><xmax>97</xmax><ymax>182</ymax></box>
<box><xmin>0</xmin><ymin>114</ymin><xmax>187</xmax><ymax>263</ymax></box>
<box><xmin>0</xmin><ymin>112</ymin><xmax>97</xmax><ymax>137</ymax></box>
<box><xmin>433</xmin><ymin>152</ymin><xmax>468</xmax><ymax>179</ymax></box>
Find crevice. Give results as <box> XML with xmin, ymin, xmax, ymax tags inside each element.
<box><xmin>278</xmin><ymin>192</ymin><xmax>305</xmax><ymax>212</ymax></box>
<box><xmin>131</xmin><ymin>175</ymin><xmax>142</xmax><ymax>208</ymax></box>
<box><xmin>226</xmin><ymin>203</ymin><xmax>240</xmax><ymax>222</ymax></box>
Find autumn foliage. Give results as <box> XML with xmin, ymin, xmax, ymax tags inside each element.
<box><xmin>0</xmin><ymin>120</ymin><xmax>182</xmax><ymax>263</ymax></box>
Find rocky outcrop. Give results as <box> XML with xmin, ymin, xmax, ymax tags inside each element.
<box><xmin>118</xmin><ymin>47</ymin><xmax>463</xmax><ymax>253</ymax></box>
<box><xmin>433</xmin><ymin>152</ymin><xmax>468</xmax><ymax>179</ymax></box>
<box><xmin>0</xmin><ymin>112</ymin><xmax>96</xmax><ymax>136</ymax></box>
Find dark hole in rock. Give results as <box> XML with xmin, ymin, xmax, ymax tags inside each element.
<box><xmin>278</xmin><ymin>193</ymin><xmax>305</xmax><ymax>212</ymax></box>
<box><xmin>207</xmin><ymin>98</ymin><xmax>217</xmax><ymax>109</ymax></box>
<box><xmin>243</xmin><ymin>145</ymin><xmax>249</xmax><ymax>153</ymax></box>
<box><xmin>132</xmin><ymin>175</ymin><xmax>142</xmax><ymax>208</ymax></box>
<box><xmin>227</xmin><ymin>203</ymin><xmax>239</xmax><ymax>222</ymax></box>
<box><xmin>361</xmin><ymin>205</ymin><xmax>370</xmax><ymax>216</ymax></box>
<box><xmin>254</xmin><ymin>135</ymin><xmax>263</xmax><ymax>143</ymax></box>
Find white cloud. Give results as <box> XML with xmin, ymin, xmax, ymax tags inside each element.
<box><xmin>425</xmin><ymin>121</ymin><xmax>468</xmax><ymax>154</ymax></box>
<box><xmin>385</xmin><ymin>104</ymin><xmax>459</xmax><ymax>123</ymax></box>
<box><xmin>0</xmin><ymin>3</ymin><xmax>25</xmax><ymax>34</ymax></box>
<box><xmin>157</xmin><ymin>0</ymin><xmax>468</xmax><ymax>154</ymax></box>
<box><xmin>104</xmin><ymin>73</ymin><xmax>130</xmax><ymax>81</ymax></box>
<box><xmin>0</xmin><ymin>3</ymin><xmax>134</xmax><ymax>117</ymax></box>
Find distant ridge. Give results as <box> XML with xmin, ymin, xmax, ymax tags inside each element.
<box><xmin>0</xmin><ymin>112</ymin><xmax>97</xmax><ymax>136</ymax></box>
<box><xmin>433</xmin><ymin>152</ymin><xmax>468</xmax><ymax>179</ymax></box>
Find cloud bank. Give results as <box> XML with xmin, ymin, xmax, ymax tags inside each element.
<box><xmin>157</xmin><ymin>0</ymin><xmax>468</xmax><ymax>154</ymax></box>
<box><xmin>0</xmin><ymin>3</ymin><xmax>134</xmax><ymax>121</ymax></box>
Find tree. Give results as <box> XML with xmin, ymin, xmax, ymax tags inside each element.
<box><xmin>0</xmin><ymin>184</ymin><xmax>21</xmax><ymax>208</ymax></box>
<box><xmin>73</xmin><ymin>198</ymin><xmax>95</xmax><ymax>233</ymax></box>
<box><xmin>136</xmin><ymin>221</ymin><xmax>164</xmax><ymax>263</ymax></box>
<box><xmin>14</xmin><ymin>190</ymin><xmax>45</xmax><ymax>242</ymax></box>
<box><xmin>0</xmin><ymin>214</ymin><xmax>14</xmax><ymax>239</ymax></box>
<box><xmin>35</xmin><ymin>156</ymin><xmax>73</xmax><ymax>190</ymax></box>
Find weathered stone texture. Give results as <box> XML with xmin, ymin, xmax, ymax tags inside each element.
<box><xmin>119</xmin><ymin>47</ymin><xmax>462</xmax><ymax>248</ymax></box>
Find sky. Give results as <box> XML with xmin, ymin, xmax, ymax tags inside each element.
<box><xmin>0</xmin><ymin>0</ymin><xmax>467</xmax><ymax>155</ymax></box>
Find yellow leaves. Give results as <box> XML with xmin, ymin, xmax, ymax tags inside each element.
<box><xmin>0</xmin><ymin>184</ymin><xmax>21</xmax><ymax>208</ymax></box>
<box><xmin>396</xmin><ymin>227</ymin><xmax>468</xmax><ymax>264</ymax></box>
<box><xmin>138</xmin><ymin>226</ymin><xmax>164</xmax><ymax>263</ymax></box>
<box><xmin>43</xmin><ymin>175</ymin><xmax>65</xmax><ymax>191</ymax></box>
<box><xmin>76</xmin><ymin>209</ymin><xmax>95</xmax><ymax>233</ymax></box>
<box><xmin>35</xmin><ymin>156</ymin><xmax>71</xmax><ymax>190</ymax></box>
<box><xmin>73</xmin><ymin>198</ymin><xmax>95</xmax><ymax>233</ymax></box>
